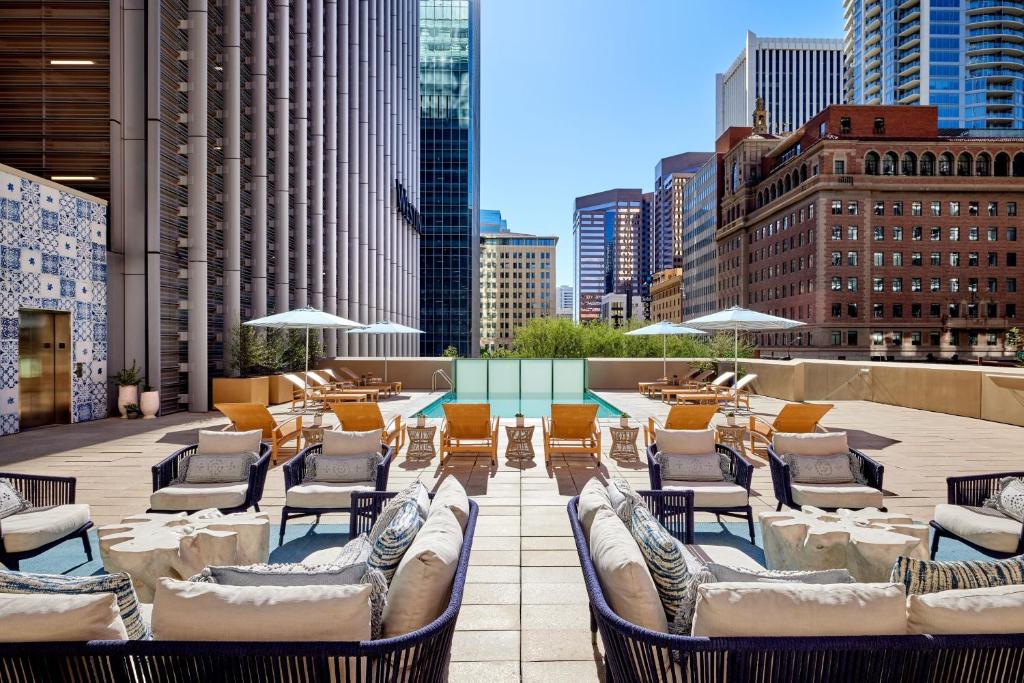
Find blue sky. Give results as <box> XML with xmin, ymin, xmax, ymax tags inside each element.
<box><xmin>479</xmin><ymin>0</ymin><xmax>845</xmax><ymax>286</ymax></box>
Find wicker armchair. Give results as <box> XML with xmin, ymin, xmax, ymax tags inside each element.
<box><xmin>930</xmin><ymin>472</ymin><xmax>1024</xmax><ymax>559</ymax></box>
<box><xmin>148</xmin><ymin>443</ymin><xmax>272</xmax><ymax>514</ymax></box>
<box><xmin>0</xmin><ymin>473</ymin><xmax>92</xmax><ymax>571</ymax></box>
<box><xmin>768</xmin><ymin>445</ymin><xmax>885</xmax><ymax>512</ymax></box>
<box><xmin>279</xmin><ymin>443</ymin><xmax>394</xmax><ymax>544</ymax></box>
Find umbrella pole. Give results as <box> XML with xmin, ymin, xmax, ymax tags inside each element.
<box><xmin>734</xmin><ymin>327</ymin><xmax>740</xmax><ymax>411</ymax></box>
<box><xmin>663</xmin><ymin>335</ymin><xmax>667</xmax><ymax>379</ymax></box>
<box><xmin>304</xmin><ymin>326</ymin><xmax>310</xmax><ymax>411</ymax></box>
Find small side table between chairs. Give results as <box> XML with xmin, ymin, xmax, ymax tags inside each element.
<box><xmin>609</xmin><ymin>424</ymin><xmax>640</xmax><ymax>459</ymax></box>
<box><xmin>505</xmin><ymin>425</ymin><xmax>535</xmax><ymax>460</ymax></box>
<box><xmin>406</xmin><ymin>425</ymin><xmax>437</xmax><ymax>460</ymax></box>
<box><xmin>301</xmin><ymin>425</ymin><xmax>327</xmax><ymax>448</ymax></box>
<box><xmin>715</xmin><ymin>423</ymin><xmax>747</xmax><ymax>456</ymax></box>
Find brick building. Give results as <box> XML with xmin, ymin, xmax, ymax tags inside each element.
<box><xmin>650</xmin><ymin>268</ymin><xmax>684</xmax><ymax>323</ymax></box>
<box><xmin>717</xmin><ymin>105</ymin><xmax>1024</xmax><ymax>360</ymax></box>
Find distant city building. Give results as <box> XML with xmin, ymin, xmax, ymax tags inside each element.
<box><xmin>716</xmin><ymin>31</ymin><xmax>845</xmax><ymax>137</ymax></box>
<box><xmin>717</xmin><ymin>104</ymin><xmax>1024</xmax><ymax>360</ymax></box>
<box><xmin>653</xmin><ymin>153</ymin><xmax>713</xmax><ymax>273</ymax></box>
<box><xmin>480</xmin><ymin>231</ymin><xmax>557</xmax><ymax>350</ymax></box>
<box><xmin>650</xmin><ymin>268</ymin><xmax>684</xmax><ymax>323</ymax></box>
<box><xmin>420</xmin><ymin>0</ymin><xmax>481</xmax><ymax>357</ymax></box>
<box><xmin>599</xmin><ymin>292</ymin><xmax>644</xmax><ymax>327</ymax></box>
<box><xmin>573</xmin><ymin>189</ymin><xmax>649</xmax><ymax>322</ymax></box>
<box><xmin>556</xmin><ymin>285</ymin><xmax>574</xmax><ymax>319</ymax></box>
<box><xmin>844</xmin><ymin>0</ymin><xmax>1024</xmax><ymax>130</ymax></box>
<box><xmin>481</xmin><ymin>209</ymin><xmax>509</xmax><ymax>233</ymax></box>
<box><xmin>681</xmin><ymin>153</ymin><xmax>721</xmax><ymax>318</ymax></box>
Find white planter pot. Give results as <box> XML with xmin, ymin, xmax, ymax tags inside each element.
<box><xmin>620</xmin><ymin>417</ymin><xmax>630</xmax><ymax>428</ymax></box>
<box><xmin>727</xmin><ymin>416</ymin><xmax>736</xmax><ymax>426</ymax></box>
<box><xmin>416</xmin><ymin>415</ymin><xmax>426</xmax><ymax>428</ymax></box>
<box><xmin>117</xmin><ymin>385</ymin><xmax>139</xmax><ymax>418</ymax></box>
<box><xmin>140</xmin><ymin>391</ymin><xmax>160</xmax><ymax>419</ymax></box>
<box><xmin>516</xmin><ymin>416</ymin><xmax>525</xmax><ymax>427</ymax></box>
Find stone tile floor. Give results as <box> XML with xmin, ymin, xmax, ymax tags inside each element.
<box><xmin>3</xmin><ymin>390</ymin><xmax>1024</xmax><ymax>682</ymax></box>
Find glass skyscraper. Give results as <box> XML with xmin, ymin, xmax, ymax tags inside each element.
<box><xmin>845</xmin><ymin>0</ymin><xmax>1024</xmax><ymax>130</ymax></box>
<box><xmin>420</xmin><ymin>0</ymin><xmax>481</xmax><ymax>356</ymax></box>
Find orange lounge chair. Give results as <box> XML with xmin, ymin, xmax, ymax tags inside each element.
<box><xmin>324</xmin><ymin>368</ymin><xmax>397</xmax><ymax>397</ymax></box>
<box><xmin>330</xmin><ymin>403</ymin><xmax>404</xmax><ymax>450</ymax></box>
<box><xmin>661</xmin><ymin>371</ymin><xmax>735</xmax><ymax>405</ymax></box>
<box><xmin>749</xmin><ymin>402</ymin><xmax>833</xmax><ymax>456</ymax></box>
<box><xmin>215</xmin><ymin>402</ymin><xmax>302</xmax><ymax>463</ymax></box>
<box><xmin>644</xmin><ymin>403</ymin><xmax>720</xmax><ymax>447</ymax></box>
<box><xmin>306</xmin><ymin>371</ymin><xmax>382</xmax><ymax>401</ymax></box>
<box><xmin>638</xmin><ymin>368</ymin><xmax>699</xmax><ymax>398</ymax></box>
<box><xmin>440</xmin><ymin>403</ymin><xmax>500</xmax><ymax>465</ymax></box>
<box><xmin>542</xmin><ymin>404</ymin><xmax>601</xmax><ymax>466</ymax></box>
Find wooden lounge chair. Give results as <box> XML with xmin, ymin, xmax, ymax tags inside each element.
<box><xmin>336</xmin><ymin>366</ymin><xmax>385</xmax><ymax>387</ymax></box>
<box><xmin>542</xmin><ymin>404</ymin><xmax>601</xmax><ymax>466</ymax></box>
<box><xmin>307</xmin><ymin>371</ymin><xmax>383</xmax><ymax>401</ymax></box>
<box><xmin>0</xmin><ymin>473</ymin><xmax>93</xmax><ymax>571</ymax></box>
<box><xmin>714</xmin><ymin>373</ymin><xmax>758</xmax><ymax>409</ymax></box>
<box><xmin>661</xmin><ymin>371</ymin><xmax>735</xmax><ymax>404</ymax></box>
<box><xmin>330</xmin><ymin>403</ymin><xmax>404</xmax><ymax>451</ymax></box>
<box><xmin>214</xmin><ymin>402</ymin><xmax>303</xmax><ymax>463</ymax></box>
<box><xmin>644</xmin><ymin>404</ymin><xmax>719</xmax><ymax>447</ymax></box>
<box><xmin>748</xmin><ymin>402</ymin><xmax>833</xmax><ymax>456</ymax></box>
<box><xmin>930</xmin><ymin>471</ymin><xmax>1024</xmax><ymax>560</ymax></box>
<box><xmin>440</xmin><ymin>403</ymin><xmax>500</xmax><ymax>465</ymax></box>
<box><xmin>681</xmin><ymin>368</ymin><xmax>715</xmax><ymax>389</ymax></box>
<box><xmin>638</xmin><ymin>368</ymin><xmax>699</xmax><ymax>398</ymax></box>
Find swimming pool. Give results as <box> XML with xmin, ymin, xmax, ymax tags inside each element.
<box><xmin>419</xmin><ymin>390</ymin><xmax>624</xmax><ymax>418</ymax></box>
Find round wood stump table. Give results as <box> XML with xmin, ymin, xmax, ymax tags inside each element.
<box><xmin>97</xmin><ymin>509</ymin><xmax>271</xmax><ymax>602</ymax></box>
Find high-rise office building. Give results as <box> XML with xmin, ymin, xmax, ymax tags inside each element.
<box><xmin>556</xmin><ymin>285</ymin><xmax>574</xmax><ymax>318</ymax></box>
<box><xmin>420</xmin><ymin>0</ymin><xmax>481</xmax><ymax>357</ymax></box>
<box><xmin>653</xmin><ymin>152</ymin><xmax>714</xmax><ymax>273</ymax></box>
<box><xmin>480</xmin><ymin>231</ymin><xmax>557</xmax><ymax>349</ymax></box>
<box><xmin>481</xmin><ymin>209</ymin><xmax>508</xmax><ymax>233</ymax></box>
<box><xmin>573</xmin><ymin>189</ymin><xmax>649</xmax><ymax>322</ymax></box>
<box><xmin>844</xmin><ymin>0</ymin><xmax>1024</xmax><ymax>130</ymax></box>
<box><xmin>716</xmin><ymin>31</ymin><xmax>845</xmax><ymax>137</ymax></box>
<box><xmin>681</xmin><ymin>153</ymin><xmax>722</xmax><ymax>318</ymax></box>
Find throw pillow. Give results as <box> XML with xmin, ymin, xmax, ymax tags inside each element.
<box><xmin>368</xmin><ymin>499</ymin><xmax>425</xmax><ymax>582</ymax></box>
<box><xmin>0</xmin><ymin>593</ymin><xmax>128</xmax><ymax>642</ymax></box>
<box><xmin>322</xmin><ymin>429</ymin><xmax>383</xmax><ymax>456</ymax></box>
<box><xmin>630</xmin><ymin>505</ymin><xmax>689</xmax><ymax>626</ymax></box>
<box><xmin>773</xmin><ymin>431</ymin><xmax>849</xmax><ymax>457</ymax></box>
<box><xmin>707</xmin><ymin>564</ymin><xmax>854</xmax><ymax>584</ymax></box>
<box><xmin>655</xmin><ymin>428</ymin><xmax>716</xmax><ymax>456</ymax></box>
<box><xmin>0</xmin><ymin>569</ymin><xmax>149</xmax><ymax>640</ymax></box>
<box><xmin>307</xmin><ymin>452</ymin><xmax>382</xmax><ymax>483</ymax></box>
<box><xmin>197</xmin><ymin>429</ymin><xmax>263</xmax><ymax>455</ymax></box>
<box><xmin>301</xmin><ymin>533</ymin><xmax>374</xmax><ymax>567</ymax></box>
<box><xmin>983</xmin><ymin>477</ymin><xmax>1024</xmax><ymax>523</ymax></box>
<box><xmin>368</xmin><ymin>482</ymin><xmax>430</xmax><ymax>543</ymax></box>
<box><xmin>429</xmin><ymin>477</ymin><xmax>471</xmax><ymax>531</ymax></box>
<box><xmin>182</xmin><ymin>451</ymin><xmax>259</xmax><ymax>484</ymax></box>
<box><xmin>891</xmin><ymin>554</ymin><xmax>1024</xmax><ymax>595</ymax></box>
<box><xmin>656</xmin><ymin>452</ymin><xmax>724</xmax><ymax>482</ymax></box>
<box><xmin>0</xmin><ymin>479</ymin><xmax>29</xmax><ymax>520</ymax></box>
<box><xmin>607</xmin><ymin>478</ymin><xmax>647</xmax><ymax>530</ymax></box>
<box><xmin>783</xmin><ymin>453</ymin><xmax>857</xmax><ymax>484</ymax></box>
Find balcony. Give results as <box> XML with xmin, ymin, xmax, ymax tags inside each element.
<box><xmin>969</xmin><ymin>0</ymin><xmax>1024</xmax><ymax>12</ymax></box>
<box><xmin>898</xmin><ymin>60</ymin><xmax>921</xmax><ymax>77</ymax></box>
<box><xmin>898</xmin><ymin>19</ymin><xmax>921</xmax><ymax>37</ymax></box>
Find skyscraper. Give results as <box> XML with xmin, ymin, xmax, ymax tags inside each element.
<box><xmin>844</xmin><ymin>0</ymin><xmax>1024</xmax><ymax>130</ymax></box>
<box><xmin>556</xmin><ymin>285</ymin><xmax>574</xmax><ymax>318</ymax></box>
<box><xmin>480</xmin><ymin>231</ymin><xmax>557</xmax><ymax>349</ymax></box>
<box><xmin>653</xmin><ymin>152</ymin><xmax>714</xmax><ymax>273</ymax></box>
<box><xmin>681</xmin><ymin>153</ymin><xmax>722</xmax><ymax>318</ymax></box>
<box><xmin>420</xmin><ymin>0</ymin><xmax>481</xmax><ymax>357</ymax></box>
<box><xmin>716</xmin><ymin>31</ymin><xmax>845</xmax><ymax>137</ymax></box>
<box><xmin>480</xmin><ymin>209</ymin><xmax>509</xmax><ymax>233</ymax></box>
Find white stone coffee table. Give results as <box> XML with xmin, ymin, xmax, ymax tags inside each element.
<box><xmin>759</xmin><ymin>507</ymin><xmax>929</xmax><ymax>582</ymax></box>
<box><xmin>98</xmin><ymin>509</ymin><xmax>270</xmax><ymax>602</ymax></box>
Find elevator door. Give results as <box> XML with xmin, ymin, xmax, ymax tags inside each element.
<box><xmin>18</xmin><ymin>310</ymin><xmax>72</xmax><ymax>430</ymax></box>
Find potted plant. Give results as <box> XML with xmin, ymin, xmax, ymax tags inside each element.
<box><xmin>725</xmin><ymin>410</ymin><xmax>736</xmax><ymax>426</ymax></box>
<box><xmin>139</xmin><ymin>383</ymin><xmax>160</xmax><ymax>419</ymax></box>
<box><xmin>619</xmin><ymin>412</ymin><xmax>630</xmax><ymax>429</ymax></box>
<box><xmin>415</xmin><ymin>412</ymin><xmax>426</xmax><ymax>428</ymax></box>
<box><xmin>213</xmin><ymin>325</ymin><xmax>274</xmax><ymax>406</ymax></box>
<box><xmin>124</xmin><ymin>403</ymin><xmax>143</xmax><ymax>419</ymax></box>
<box><xmin>515</xmin><ymin>412</ymin><xmax>525</xmax><ymax>428</ymax></box>
<box><xmin>112</xmin><ymin>361</ymin><xmax>142</xmax><ymax>418</ymax></box>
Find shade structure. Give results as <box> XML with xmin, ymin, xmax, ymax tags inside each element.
<box><xmin>244</xmin><ymin>307</ymin><xmax>365</xmax><ymax>409</ymax></box>
<box><xmin>347</xmin><ymin>320</ymin><xmax>423</xmax><ymax>382</ymax></box>
<box><xmin>684</xmin><ymin>306</ymin><xmax>804</xmax><ymax>408</ymax></box>
<box><xmin>624</xmin><ymin>321</ymin><xmax>706</xmax><ymax>379</ymax></box>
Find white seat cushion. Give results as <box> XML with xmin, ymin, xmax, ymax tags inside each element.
<box><xmin>907</xmin><ymin>584</ymin><xmax>1024</xmax><ymax>635</ymax></box>
<box><xmin>285</xmin><ymin>481</ymin><xmax>374</xmax><ymax>509</ymax></box>
<box><xmin>662</xmin><ymin>481</ymin><xmax>748</xmax><ymax>508</ymax></box>
<box><xmin>0</xmin><ymin>592</ymin><xmax>127</xmax><ymax>642</ymax></box>
<box><xmin>149</xmin><ymin>483</ymin><xmax>248</xmax><ymax>511</ymax></box>
<box><xmin>681</xmin><ymin>543</ymin><xmax>765</xmax><ymax>572</ymax></box>
<box><xmin>791</xmin><ymin>483</ymin><xmax>883</xmax><ymax>509</ymax></box>
<box><xmin>933</xmin><ymin>503</ymin><xmax>1023</xmax><ymax>554</ymax></box>
<box><xmin>0</xmin><ymin>504</ymin><xmax>91</xmax><ymax>553</ymax></box>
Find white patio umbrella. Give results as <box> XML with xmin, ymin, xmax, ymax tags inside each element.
<box><xmin>244</xmin><ymin>307</ymin><xmax>365</xmax><ymax>409</ymax></box>
<box><xmin>346</xmin><ymin>320</ymin><xmax>423</xmax><ymax>382</ymax></box>
<box><xmin>624</xmin><ymin>321</ymin><xmax>706</xmax><ymax>379</ymax></box>
<box><xmin>684</xmin><ymin>306</ymin><xmax>804</xmax><ymax>408</ymax></box>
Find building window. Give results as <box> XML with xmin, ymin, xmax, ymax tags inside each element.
<box><xmin>874</xmin><ymin>201</ymin><xmax>885</xmax><ymax>216</ymax></box>
<box><xmin>832</xmin><ymin>330</ymin><xmax>842</xmax><ymax>345</ymax></box>
<box><xmin>832</xmin><ymin>200</ymin><xmax>843</xmax><ymax>215</ymax></box>
<box><xmin>949</xmin><ymin>226</ymin><xmax>960</xmax><ymax>241</ymax></box>
<box><xmin>874</xmin><ymin>118</ymin><xmax>885</xmax><ymax>134</ymax></box>
<box><xmin>848</xmin><ymin>303</ymin><xmax>858</xmax><ymax>318</ymax></box>
<box><xmin>831</xmin><ymin>276</ymin><xmax>842</xmax><ymax>290</ymax></box>
<box><xmin>930</xmin><ymin>277</ymin><xmax>940</xmax><ymax>292</ymax></box>
<box><xmin>834</xmin><ymin>159</ymin><xmax>845</xmax><ymax>174</ymax></box>
<box><xmin>988</xmin><ymin>252</ymin><xmax>998</xmax><ymax>266</ymax></box>
<box><xmin>847</xmin><ymin>330</ymin><xmax>858</xmax><ymax>346</ymax></box>
<box><xmin>872</xmin><ymin>331</ymin><xmax>884</xmax><ymax>345</ymax></box>
<box><xmin>873</xmin><ymin>252</ymin><xmax>883</xmax><ymax>267</ymax></box>
<box><xmin>988</xmin><ymin>227</ymin><xmax>998</xmax><ymax>241</ymax></box>
<box><xmin>893</xmin><ymin>252</ymin><xmax>904</xmax><ymax>266</ymax></box>
<box><xmin>930</xmin><ymin>252</ymin><xmax>940</xmax><ymax>266</ymax></box>
<box><xmin>911</xmin><ymin>201</ymin><xmax>922</xmax><ymax>216</ymax></box>
<box><xmin>1008</xmin><ymin>253</ymin><xmax>1017</xmax><ymax>267</ymax></box>
<box><xmin>1009</xmin><ymin>278</ymin><xmax>1018</xmax><ymax>293</ymax></box>
<box><xmin>950</xmin><ymin>278</ymin><xmax>960</xmax><ymax>293</ymax></box>
<box><xmin>873</xmin><ymin>304</ymin><xmax>884</xmax><ymax>318</ymax></box>
<box><xmin>892</xmin><ymin>278</ymin><xmax>903</xmax><ymax>292</ymax></box>
<box><xmin>893</xmin><ymin>330</ymin><xmax>903</xmax><ymax>345</ymax></box>
<box><xmin>1008</xmin><ymin>227</ymin><xmax>1017</xmax><ymax>241</ymax></box>
<box><xmin>989</xmin><ymin>202</ymin><xmax>998</xmax><ymax>217</ymax></box>
<box><xmin>1008</xmin><ymin>303</ymin><xmax>1017</xmax><ymax>318</ymax></box>
<box><xmin>911</xmin><ymin>252</ymin><xmax>922</xmax><ymax>266</ymax></box>
<box><xmin>874</xmin><ymin>226</ymin><xmax>884</xmax><ymax>241</ymax></box>
<box><xmin>969</xmin><ymin>227</ymin><xmax>979</xmax><ymax>241</ymax></box>
<box><xmin>848</xmin><ymin>201</ymin><xmax>858</xmax><ymax>215</ymax></box>
<box><xmin>950</xmin><ymin>252</ymin><xmax>960</xmax><ymax>267</ymax></box>
<box><xmin>892</xmin><ymin>201</ymin><xmax>903</xmax><ymax>216</ymax></box>
<box><xmin>912</xmin><ymin>304</ymin><xmax>922</xmax><ymax>318</ymax></box>
<box><xmin>873</xmin><ymin>277</ymin><xmax>884</xmax><ymax>292</ymax></box>
<box><xmin>848</xmin><ymin>226</ymin><xmax>858</xmax><ymax>240</ymax></box>
<box><xmin>1008</xmin><ymin>202</ymin><xmax>1017</xmax><ymax>217</ymax></box>
<box><xmin>950</xmin><ymin>201</ymin><xmax>960</xmax><ymax>217</ymax></box>
<box><xmin>930</xmin><ymin>227</ymin><xmax>941</xmax><ymax>241</ymax></box>
<box><xmin>848</xmin><ymin>277</ymin><xmax>858</xmax><ymax>292</ymax></box>
<box><xmin>931</xmin><ymin>201</ymin><xmax>942</xmax><ymax>217</ymax></box>
<box><xmin>969</xmin><ymin>201</ymin><xmax>980</xmax><ymax>217</ymax></box>
<box><xmin>987</xmin><ymin>278</ymin><xmax>997</xmax><ymax>293</ymax></box>
<box><xmin>930</xmin><ymin>331</ymin><xmax>941</xmax><ymax>345</ymax></box>
<box><xmin>912</xmin><ymin>226</ymin><xmax>922</xmax><ymax>241</ymax></box>
<box><xmin>840</xmin><ymin>117</ymin><xmax>851</xmax><ymax>134</ymax></box>
<box><xmin>893</xmin><ymin>226</ymin><xmax>903</xmax><ymax>241</ymax></box>
<box><xmin>912</xmin><ymin>331</ymin><xmax>922</xmax><ymax>345</ymax></box>
<box><xmin>847</xmin><ymin>251</ymin><xmax>858</xmax><ymax>266</ymax></box>
<box><xmin>831</xmin><ymin>251</ymin><xmax>842</xmax><ymax>266</ymax></box>
<box><xmin>831</xmin><ymin>303</ymin><xmax>842</xmax><ymax>318</ymax></box>
<box><xmin>832</xmin><ymin>225</ymin><xmax>842</xmax><ymax>240</ymax></box>
<box><xmin>930</xmin><ymin>303</ymin><xmax>941</xmax><ymax>318</ymax></box>
<box><xmin>911</xmin><ymin>277</ymin><xmax>922</xmax><ymax>292</ymax></box>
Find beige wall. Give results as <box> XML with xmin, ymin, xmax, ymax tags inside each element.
<box><xmin>586</xmin><ymin>359</ymin><xmax>701</xmax><ymax>390</ymax></box>
<box><xmin>318</xmin><ymin>358</ymin><xmax>453</xmax><ymax>390</ymax></box>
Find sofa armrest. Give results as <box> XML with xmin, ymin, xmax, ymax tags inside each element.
<box><xmin>851</xmin><ymin>449</ymin><xmax>884</xmax><ymax>491</ymax></box>
<box><xmin>767</xmin><ymin>446</ymin><xmax>795</xmax><ymax>509</ymax></box>
<box><xmin>0</xmin><ymin>472</ymin><xmax>76</xmax><ymax>507</ymax></box>
<box><xmin>646</xmin><ymin>444</ymin><xmax>662</xmax><ymax>489</ymax></box>
<box><xmin>376</xmin><ymin>445</ymin><xmax>394</xmax><ymax>491</ymax></box>
<box><xmin>150</xmin><ymin>445</ymin><xmax>198</xmax><ymax>492</ymax></box>
<box><xmin>245</xmin><ymin>444</ymin><xmax>274</xmax><ymax>508</ymax></box>
<box><xmin>945</xmin><ymin>471</ymin><xmax>1024</xmax><ymax>507</ymax></box>
<box><xmin>637</xmin><ymin>489</ymin><xmax>695</xmax><ymax>544</ymax></box>
<box><xmin>283</xmin><ymin>444</ymin><xmax>320</xmax><ymax>490</ymax></box>
<box><xmin>718</xmin><ymin>443</ymin><xmax>753</xmax><ymax>490</ymax></box>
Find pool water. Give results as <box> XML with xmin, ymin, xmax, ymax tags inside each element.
<box><xmin>420</xmin><ymin>391</ymin><xmax>624</xmax><ymax>418</ymax></box>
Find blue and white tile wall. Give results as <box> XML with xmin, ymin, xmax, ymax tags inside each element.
<box><xmin>0</xmin><ymin>166</ymin><xmax>108</xmax><ymax>436</ymax></box>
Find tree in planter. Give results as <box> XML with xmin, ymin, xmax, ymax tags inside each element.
<box><xmin>282</xmin><ymin>329</ymin><xmax>323</xmax><ymax>373</ymax></box>
<box><xmin>227</xmin><ymin>324</ymin><xmax>278</xmax><ymax>378</ymax></box>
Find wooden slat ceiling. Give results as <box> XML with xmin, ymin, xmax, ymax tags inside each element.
<box><xmin>0</xmin><ymin>1</ymin><xmax>109</xmax><ymax>202</ymax></box>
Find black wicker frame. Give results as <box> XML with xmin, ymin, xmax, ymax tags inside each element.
<box><xmin>279</xmin><ymin>443</ymin><xmax>394</xmax><ymax>544</ymax></box>
<box><xmin>568</xmin><ymin>493</ymin><xmax>1024</xmax><ymax>683</ymax></box>
<box><xmin>148</xmin><ymin>443</ymin><xmax>273</xmax><ymax>514</ymax></box>
<box><xmin>0</xmin><ymin>494</ymin><xmax>478</xmax><ymax>683</ymax></box>
<box><xmin>767</xmin><ymin>445</ymin><xmax>886</xmax><ymax>512</ymax></box>
<box><xmin>0</xmin><ymin>472</ymin><xmax>93</xmax><ymax>571</ymax></box>
<box><xmin>647</xmin><ymin>443</ymin><xmax>756</xmax><ymax>542</ymax></box>
<box><xmin>930</xmin><ymin>471</ymin><xmax>1024</xmax><ymax>559</ymax></box>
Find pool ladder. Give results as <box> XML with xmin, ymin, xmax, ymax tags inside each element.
<box><xmin>432</xmin><ymin>369</ymin><xmax>453</xmax><ymax>392</ymax></box>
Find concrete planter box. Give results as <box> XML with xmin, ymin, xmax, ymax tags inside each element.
<box><xmin>212</xmin><ymin>377</ymin><xmax>270</xmax><ymax>406</ymax></box>
<box><xmin>268</xmin><ymin>374</ymin><xmax>297</xmax><ymax>405</ymax></box>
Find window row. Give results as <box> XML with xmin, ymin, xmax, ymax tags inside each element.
<box><xmin>830</xmin><ymin>302</ymin><xmax>1018</xmax><ymax>319</ymax></box>
<box><xmin>831</xmin><ymin>225</ymin><xmax>1020</xmax><ymax>242</ymax></box>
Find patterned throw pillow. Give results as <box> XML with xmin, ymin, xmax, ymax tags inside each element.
<box><xmin>656</xmin><ymin>452</ymin><xmax>724</xmax><ymax>482</ymax></box>
<box><xmin>783</xmin><ymin>453</ymin><xmax>857</xmax><ymax>484</ymax></box>
<box><xmin>305</xmin><ymin>452</ymin><xmax>382</xmax><ymax>483</ymax></box>
<box><xmin>368</xmin><ymin>499</ymin><xmax>424</xmax><ymax>583</ymax></box>
<box><xmin>368</xmin><ymin>482</ymin><xmax>430</xmax><ymax>543</ymax></box>
<box><xmin>983</xmin><ymin>477</ymin><xmax>1024</xmax><ymax>523</ymax></box>
<box><xmin>605</xmin><ymin>478</ymin><xmax>647</xmax><ymax>530</ymax></box>
<box><xmin>630</xmin><ymin>505</ymin><xmax>689</xmax><ymax>623</ymax></box>
<box><xmin>707</xmin><ymin>564</ymin><xmax>854</xmax><ymax>584</ymax></box>
<box><xmin>181</xmin><ymin>451</ymin><xmax>259</xmax><ymax>484</ymax></box>
<box><xmin>0</xmin><ymin>570</ymin><xmax>148</xmax><ymax>640</ymax></box>
<box><xmin>891</xmin><ymin>554</ymin><xmax>1024</xmax><ymax>595</ymax></box>
<box><xmin>0</xmin><ymin>479</ymin><xmax>30</xmax><ymax>520</ymax></box>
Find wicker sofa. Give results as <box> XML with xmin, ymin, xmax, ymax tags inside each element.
<box><xmin>0</xmin><ymin>491</ymin><xmax>478</xmax><ymax>683</ymax></box>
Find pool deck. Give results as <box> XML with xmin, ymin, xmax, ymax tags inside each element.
<box><xmin>3</xmin><ymin>390</ymin><xmax>1024</xmax><ymax>681</ymax></box>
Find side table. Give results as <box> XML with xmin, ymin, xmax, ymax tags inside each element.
<box><xmin>609</xmin><ymin>425</ymin><xmax>640</xmax><ymax>459</ymax></box>
<box><xmin>406</xmin><ymin>425</ymin><xmax>437</xmax><ymax>460</ymax></box>
<box><xmin>715</xmin><ymin>423</ymin><xmax>746</xmax><ymax>456</ymax></box>
<box><xmin>302</xmin><ymin>425</ymin><xmax>326</xmax><ymax>448</ymax></box>
<box><xmin>505</xmin><ymin>425</ymin><xmax>535</xmax><ymax>460</ymax></box>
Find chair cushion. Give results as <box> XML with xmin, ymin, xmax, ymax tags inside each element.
<box><xmin>682</xmin><ymin>544</ymin><xmax>765</xmax><ymax>572</ymax></box>
<box><xmin>0</xmin><ymin>504</ymin><xmax>91</xmax><ymax>553</ymax></box>
<box><xmin>661</xmin><ymin>481</ymin><xmax>749</xmax><ymax>508</ymax></box>
<box><xmin>783</xmin><ymin>453</ymin><xmax>857</xmax><ymax>484</ymax></box>
<box><xmin>149</xmin><ymin>483</ymin><xmax>248</xmax><ymax>511</ymax></box>
<box><xmin>0</xmin><ymin>593</ymin><xmax>127</xmax><ymax>642</ymax></box>
<box><xmin>430</xmin><ymin>477</ymin><xmax>470</xmax><ymax>531</ymax></box>
<box><xmin>983</xmin><ymin>476</ymin><xmax>1024</xmax><ymax>523</ymax></box>
<box><xmin>790</xmin><ymin>482</ymin><xmax>883</xmax><ymax>509</ymax></box>
<box><xmin>773</xmin><ymin>431</ymin><xmax>849</xmax><ymax>457</ymax></box>
<box><xmin>382</xmin><ymin>506</ymin><xmax>463</xmax><ymax>637</ymax></box>
<box><xmin>301</xmin><ymin>534</ymin><xmax>374</xmax><ymax>566</ymax></box>
<box><xmin>322</xmin><ymin>429</ymin><xmax>382</xmax><ymax>455</ymax></box>
<box><xmin>198</xmin><ymin>429</ymin><xmax>263</xmax><ymax>454</ymax></box>
<box><xmin>657</xmin><ymin>453</ymin><xmax>724</xmax><ymax>482</ymax></box>
<box><xmin>306</xmin><ymin>454</ymin><xmax>380</xmax><ymax>483</ymax></box>
<box><xmin>907</xmin><ymin>584</ymin><xmax>1024</xmax><ymax>635</ymax></box>
<box><xmin>0</xmin><ymin>479</ymin><xmax>30</xmax><ymax>520</ymax></box>
<box><xmin>933</xmin><ymin>503</ymin><xmax>1023</xmax><ymax>554</ymax></box>
<box><xmin>577</xmin><ymin>477</ymin><xmax>613</xmax><ymax>538</ymax></box>
<box><xmin>181</xmin><ymin>452</ymin><xmax>258</xmax><ymax>484</ymax></box>
<box><xmin>891</xmin><ymin>554</ymin><xmax>1024</xmax><ymax>595</ymax></box>
<box><xmin>368</xmin><ymin>500</ymin><xmax>424</xmax><ymax>582</ymax></box>
<box><xmin>285</xmin><ymin>481</ymin><xmax>374</xmax><ymax>509</ymax></box>
<box><xmin>588</xmin><ymin>507</ymin><xmax>668</xmax><ymax>633</ymax></box>
<box><xmin>655</xmin><ymin>428</ymin><xmax>715</xmax><ymax>456</ymax></box>
<box><xmin>152</xmin><ymin>578</ymin><xmax>372</xmax><ymax>641</ymax></box>
<box><xmin>691</xmin><ymin>582</ymin><xmax>907</xmax><ymax>637</ymax></box>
